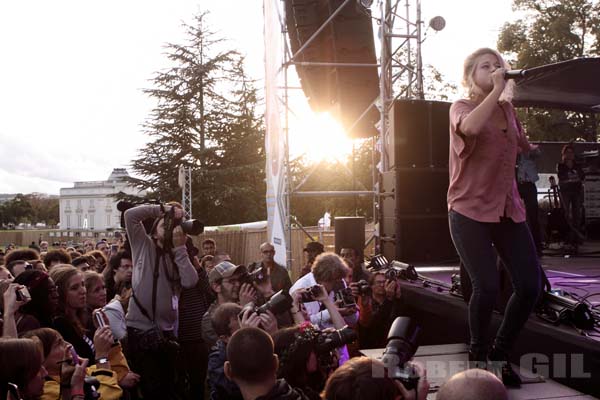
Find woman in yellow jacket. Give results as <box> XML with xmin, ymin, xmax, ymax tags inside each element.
<box><xmin>24</xmin><ymin>327</ymin><xmax>124</xmax><ymax>400</ymax></box>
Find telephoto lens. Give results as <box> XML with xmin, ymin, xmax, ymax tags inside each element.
<box><xmin>255</xmin><ymin>290</ymin><xmax>294</xmax><ymax>315</ymax></box>
<box><xmin>315</xmin><ymin>326</ymin><xmax>357</xmax><ymax>353</ymax></box>
<box><xmin>381</xmin><ymin>317</ymin><xmax>421</xmax><ymax>390</ymax></box>
<box><xmin>180</xmin><ymin>219</ymin><xmax>204</xmax><ymax>235</ymax></box>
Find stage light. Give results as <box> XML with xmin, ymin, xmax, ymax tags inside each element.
<box><xmin>429</xmin><ymin>16</ymin><xmax>446</xmax><ymax>31</ymax></box>
<box><xmin>537</xmin><ymin>291</ymin><xmax>595</xmax><ymax>331</ymax></box>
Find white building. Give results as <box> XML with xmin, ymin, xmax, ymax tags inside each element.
<box><xmin>59</xmin><ymin>169</ymin><xmax>145</xmax><ymax>232</ymax></box>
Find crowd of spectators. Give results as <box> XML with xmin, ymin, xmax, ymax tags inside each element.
<box><xmin>0</xmin><ymin>203</ymin><xmax>508</xmax><ymax>400</ymax></box>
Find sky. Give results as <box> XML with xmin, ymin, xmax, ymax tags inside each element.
<box><xmin>0</xmin><ymin>0</ymin><xmax>518</xmax><ymax>195</ymax></box>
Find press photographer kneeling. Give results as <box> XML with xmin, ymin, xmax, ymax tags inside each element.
<box><xmin>124</xmin><ymin>204</ymin><xmax>200</xmax><ymax>399</ymax></box>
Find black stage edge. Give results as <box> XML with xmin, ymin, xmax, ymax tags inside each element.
<box><xmin>399</xmin><ymin>280</ymin><xmax>600</xmax><ymax>397</ymax></box>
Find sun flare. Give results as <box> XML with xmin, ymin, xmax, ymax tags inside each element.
<box><xmin>288</xmin><ymin>112</ymin><xmax>355</xmax><ymax>164</ymax></box>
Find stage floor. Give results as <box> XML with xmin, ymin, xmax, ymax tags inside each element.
<box><xmin>414</xmin><ymin>239</ymin><xmax>600</xmax><ymax>311</ymax></box>
<box><xmin>392</xmin><ymin>242</ymin><xmax>600</xmax><ymax>397</ymax></box>
<box><xmin>361</xmin><ymin>344</ymin><xmax>598</xmax><ymax>399</ymax></box>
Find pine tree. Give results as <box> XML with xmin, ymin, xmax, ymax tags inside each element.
<box><xmin>130</xmin><ymin>12</ymin><xmax>266</xmax><ymax>225</ymax></box>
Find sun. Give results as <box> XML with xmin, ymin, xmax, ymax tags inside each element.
<box><xmin>288</xmin><ymin>111</ymin><xmax>355</xmax><ymax>164</ymax></box>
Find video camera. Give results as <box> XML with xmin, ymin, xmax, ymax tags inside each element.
<box><xmin>381</xmin><ymin>317</ymin><xmax>421</xmax><ymax>390</ymax></box>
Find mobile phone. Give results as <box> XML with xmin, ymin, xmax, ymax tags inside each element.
<box><xmin>70</xmin><ymin>346</ymin><xmax>80</xmax><ymax>365</ymax></box>
<box><xmin>110</xmin><ymin>244</ymin><xmax>119</xmax><ymax>253</ymax></box>
<box><xmin>94</xmin><ymin>310</ymin><xmax>106</xmax><ymax>328</ymax></box>
<box><xmin>16</xmin><ymin>286</ymin><xmax>31</xmax><ymax>302</ymax></box>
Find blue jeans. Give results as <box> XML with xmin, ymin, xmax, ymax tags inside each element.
<box><xmin>448</xmin><ymin>210</ymin><xmax>541</xmax><ymax>354</ymax></box>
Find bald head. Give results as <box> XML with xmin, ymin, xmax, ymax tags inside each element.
<box><xmin>436</xmin><ymin>369</ymin><xmax>507</xmax><ymax>400</ymax></box>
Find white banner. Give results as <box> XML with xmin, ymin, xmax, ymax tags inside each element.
<box><xmin>264</xmin><ymin>0</ymin><xmax>288</xmax><ymax>267</ymax></box>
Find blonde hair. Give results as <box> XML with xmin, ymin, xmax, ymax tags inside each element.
<box><xmin>462</xmin><ymin>48</ymin><xmax>514</xmax><ymax>103</ymax></box>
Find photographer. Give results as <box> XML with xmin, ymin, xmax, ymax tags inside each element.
<box><xmin>322</xmin><ymin>357</ymin><xmax>429</xmax><ymax>400</ymax></box>
<box><xmin>124</xmin><ymin>204</ymin><xmax>199</xmax><ymax>399</ymax></box>
<box><xmin>289</xmin><ymin>285</ymin><xmax>345</xmax><ymax>330</ymax></box>
<box><xmin>352</xmin><ymin>271</ymin><xmax>405</xmax><ymax>349</ymax></box>
<box><xmin>202</xmin><ymin>261</ymin><xmax>256</xmax><ymax>349</ymax></box>
<box><xmin>224</xmin><ymin>327</ymin><xmax>310</xmax><ymax>400</ymax></box>
<box><xmin>273</xmin><ymin>324</ymin><xmax>354</xmax><ymax>399</ymax></box>
<box><xmin>289</xmin><ymin>253</ymin><xmax>357</xmax><ymax>330</ymax></box>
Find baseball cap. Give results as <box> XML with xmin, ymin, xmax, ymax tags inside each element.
<box><xmin>209</xmin><ymin>261</ymin><xmax>246</xmax><ymax>285</ymax></box>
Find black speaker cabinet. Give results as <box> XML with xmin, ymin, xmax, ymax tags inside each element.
<box><xmin>334</xmin><ymin>216</ymin><xmax>365</xmax><ymax>257</ymax></box>
<box><xmin>380</xmin><ymin>100</ymin><xmax>457</xmax><ymax>263</ymax></box>
<box><xmin>389</xmin><ymin>100</ymin><xmax>451</xmax><ymax>169</ymax></box>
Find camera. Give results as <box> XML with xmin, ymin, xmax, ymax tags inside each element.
<box><xmin>315</xmin><ymin>326</ymin><xmax>357</xmax><ymax>354</ymax></box>
<box><xmin>354</xmin><ymin>279</ymin><xmax>372</xmax><ymax>296</ymax></box>
<box><xmin>381</xmin><ymin>317</ymin><xmax>421</xmax><ymax>390</ymax></box>
<box><xmin>239</xmin><ymin>265</ymin><xmax>267</xmax><ymax>286</ymax></box>
<box><xmin>239</xmin><ymin>290</ymin><xmax>294</xmax><ymax>319</ymax></box>
<box><xmin>256</xmin><ymin>290</ymin><xmax>293</xmax><ymax>315</ymax></box>
<box><xmin>332</xmin><ymin>280</ymin><xmax>356</xmax><ymax>307</ymax></box>
<box><xmin>334</xmin><ymin>287</ymin><xmax>356</xmax><ymax>307</ymax></box>
<box><xmin>300</xmin><ymin>285</ymin><xmax>323</xmax><ymax>303</ymax></box>
<box><xmin>16</xmin><ymin>286</ymin><xmax>31</xmax><ymax>302</ymax></box>
<box><xmin>180</xmin><ymin>219</ymin><xmax>204</xmax><ymax>236</ymax></box>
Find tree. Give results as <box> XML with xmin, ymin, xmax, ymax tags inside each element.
<box><xmin>0</xmin><ymin>194</ymin><xmax>34</xmax><ymax>225</ymax></box>
<box><xmin>497</xmin><ymin>0</ymin><xmax>600</xmax><ymax>142</ymax></box>
<box><xmin>130</xmin><ymin>12</ymin><xmax>266</xmax><ymax>225</ymax></box>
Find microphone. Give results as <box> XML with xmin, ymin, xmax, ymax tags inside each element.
<box><xmin>504</xmin><ymin>69</ymin><xmax>526</xmax><ymax>80</ymax></box>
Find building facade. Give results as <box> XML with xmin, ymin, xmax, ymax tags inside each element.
<box><xmin>59</xmin><ymin>168</ymin><xmax>144</xmax><ymax>232</ymax></box>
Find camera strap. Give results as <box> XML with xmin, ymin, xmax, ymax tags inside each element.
<box><xmin>131</xmin><ymin>247</ymin><xmax>162</xmax><ymax>326</ymax></box>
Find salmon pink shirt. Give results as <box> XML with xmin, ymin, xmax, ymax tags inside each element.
<box><xmin>448</xmin><ymin>99</ymin><xmax>531</xmax><ymax>223</ymax></box>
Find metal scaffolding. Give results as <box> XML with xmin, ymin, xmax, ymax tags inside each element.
<box><xmin>178</xmin><ymin>165</ymin><xmax>192</xmax><ymax>219</ymax></box>
<box><xmin>272</xmin><ymin>0</ymin><xmax>425</xmax><ymax>266</ymax></box>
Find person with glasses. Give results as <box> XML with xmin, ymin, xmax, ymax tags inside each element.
<box><xmin>351</xmin><ymin>271</ymin><xmax>404</xmax><ymax>349</ymax></box>
<box><xmin>201</xmin><ymin>261</ymin><xmax>256</xmax><ymax>349</ymax></box>
<box><xmin>248</xmin><ymin>242</ymin><xmax>292</xmax><ymax>293</ymax></box>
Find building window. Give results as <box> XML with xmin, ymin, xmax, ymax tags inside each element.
<box><xmin>106</xmin><ymin>214</ymin><xmax>111</xmax><ymax>227</ymax></box>
<box><xmin>89</xmin><ymin>214</ymin><xmax>95</xmax><ymax>229</ymax></box>
<box><xmin>77</xmin><ymin>199</ymin><xmax>82</xmax><ymax>208</ymax></box>
<box><xmin>66</xmin><ymin>215</ymin><xmax>71</xmax><ymax>229</ymax></box>
<box><xmin>77</xmin><ymin>214</ymin><xmax>82</xmax><ymax>228</ymax></box>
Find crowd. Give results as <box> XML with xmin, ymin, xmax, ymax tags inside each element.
<box><xmin>0</xmin><ymin>202</ymin><xmax>510</xmax><ymax>400</ymax></box>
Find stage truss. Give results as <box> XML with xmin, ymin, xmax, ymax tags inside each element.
<box><xmin>265</xmin><ymin>0</ymin><xmax>426</xmax><ymax>268</ymax></box>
